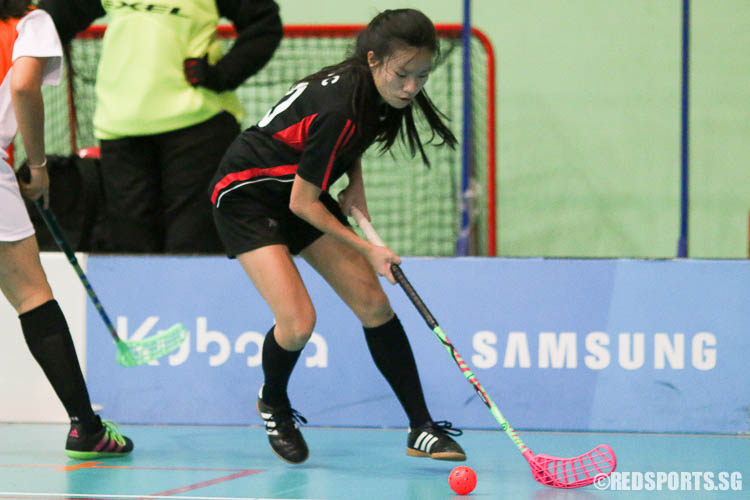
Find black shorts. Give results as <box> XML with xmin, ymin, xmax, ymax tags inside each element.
<box><xmin>212</xmin><ymin>191</ymin><xmax>349</xmax><ymax>257</ymax></box>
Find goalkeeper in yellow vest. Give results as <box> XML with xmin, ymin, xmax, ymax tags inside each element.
<box><xmin>39</xmin><ymin>0</ymin><xmax>282</xmax><ymax>253</ymax></box>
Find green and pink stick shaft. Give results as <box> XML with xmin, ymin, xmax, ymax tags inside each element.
<box><xmin>350</xmin><ymin>207</ymin><xmax>616</xmax><ymax>488</ymax></box>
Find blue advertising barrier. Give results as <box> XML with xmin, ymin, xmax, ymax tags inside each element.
<box><xmin>85</xmin><ymin>257</ymin><xmax>750</xmax><ymax>434</ymax></box>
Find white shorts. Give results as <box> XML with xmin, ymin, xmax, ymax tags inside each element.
<box><xmin>0</xmin><ymin>159</ymin><xmax>35</xmax><ymax>242</ymax></box>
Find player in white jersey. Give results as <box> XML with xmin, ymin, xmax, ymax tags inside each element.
<box><xmin>0</xmin><ymin>0</ymin><xmax>132</xmax><ymax>458</ymax></box>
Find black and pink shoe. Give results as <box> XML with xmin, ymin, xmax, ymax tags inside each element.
<box><xmin>65</xmin><ymin>415</ymin><xmax>134</xmax><ymax>459</ymax></box>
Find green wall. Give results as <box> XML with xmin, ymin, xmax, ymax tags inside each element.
<box><xmin>690</xmin><ymin>0</ymin><xmax>750</xmax><ymax>258</ymax></box>
<box><xmin>277</xmin><ymin>1</ymin><xmax>750</xmax><ymax>258</ymax></box>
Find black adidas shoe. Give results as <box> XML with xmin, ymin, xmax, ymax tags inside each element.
<box><xmin>65</xmin><ymin>415</ymin><xmax>134</xmax><ymax>459</ymax></box>
<box><xmin>406</xmin><ymin>420</ymin><xmax>466</xmax><ymax>461</ymax></box>
<box><xmin>257</xmin><ymin>395</ymin><xmax>309</xmax><ymax>464</ymax></box>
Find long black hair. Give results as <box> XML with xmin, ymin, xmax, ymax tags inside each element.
<box><xmin>0</xmin><ymin>0</ymin><xmax>32</xmax><ymax>20</ymax></box>
<box><xmin>301</xmin><ymin>9</ymin><xmax>457</xmax><ymax>166</ymax></box>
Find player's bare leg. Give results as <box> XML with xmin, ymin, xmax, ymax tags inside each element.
<box><xmin>300</xmin><ymin>231</ymin><xmax>392</xmax><ymax>327</ymax></box>
<box><xmin>301</xmin><ymin>233</ymin><xmax>466</xmax><ymax>461</ymax></box>
<box><xmin>0</xmin><ymin>236</ymin><xmax>53</xmax><ymax>314</ymax></box>
<box><xmin>237</xmin><ymin>244</ymin><xmax>311</xmax><ymax>464</ymax></box>
<box><xmin>0</xmin><ymin>236</ymin><xmax>133</xmax><ymax>458</ymax></box>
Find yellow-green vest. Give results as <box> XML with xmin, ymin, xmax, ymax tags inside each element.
<box><xmin>94</xmin><ymin>0</ymin><xmax>242</xmax><ymax>139</ymax></box>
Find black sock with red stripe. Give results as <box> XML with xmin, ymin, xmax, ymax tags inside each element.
<box><xmin>363</xmin><ymin>314</ymin><xmax>431</xmax><ymax>428</ymax></box>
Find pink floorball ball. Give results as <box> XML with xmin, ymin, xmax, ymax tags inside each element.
<box><xmin>449</xmin><ymin>465</ymin><xmax>477</xmax><ymax>495</ymax></box>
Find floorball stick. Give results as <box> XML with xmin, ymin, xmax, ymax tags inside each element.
<box><xmin>349</xmin><ymin>207</ymin><xmax>617</xmax><ymax>488</ymax></box>
<box><xmin>32</xmin><ymin>199</ymin><xmax>187</xmax><ymax>367</ymax></box>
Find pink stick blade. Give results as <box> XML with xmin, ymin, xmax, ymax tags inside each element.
<box><xmin>523</xmin><ymin>444</ymin><xmax>617</xmax><ymax>488</ymax></box>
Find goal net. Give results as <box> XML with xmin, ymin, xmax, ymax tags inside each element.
<box><xmin>23</xmin><ymin>24</ymin><xmax>496</xmax><ymax>256</ymax></box>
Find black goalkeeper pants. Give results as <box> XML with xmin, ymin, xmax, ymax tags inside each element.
<box><xmin>99</xmin><ymin>112</ymin><xmax>240</xmax><ymax>254</ymax></box>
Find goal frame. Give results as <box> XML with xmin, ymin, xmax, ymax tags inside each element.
<box><xmin>59</xmin><ymin>23</ymin><xmax>497</xmax><ymax>256</ymax></box>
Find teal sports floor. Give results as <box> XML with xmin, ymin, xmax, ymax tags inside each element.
<box><xmin>0</xmin><ymin>424</ymin><xmax>747</xmax><ymax>499</ymax></box>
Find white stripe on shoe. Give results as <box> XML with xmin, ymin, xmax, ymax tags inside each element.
<box><xmin>424</xmin><ymin>435</ymin><xmax>438</xmax><ymax>454</ymax></box>
<box><xmin>260</xmin><ymin>411</ymin><xmax>279</xmax><ymax>436</ymax></box>
<box><xmin>414</xmin><ymin>431</ymin><xmax>439</xmax><ymax>454</ymax></box>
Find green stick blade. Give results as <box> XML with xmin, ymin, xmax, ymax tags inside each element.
<box><xmin>116</xmin><ymin>323</ymin><xmax>188</xmax><ymax>367</ymax></box>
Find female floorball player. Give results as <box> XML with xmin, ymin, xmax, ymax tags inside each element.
<box><xmin>0</xmin><ymin>0</ymin><xmax>132</xmax><ymax>458</ymax></box>
<box><xmin>210</xmin><ymin>8</ymin><xmax>465</xmax><ymax>464</ymax></box>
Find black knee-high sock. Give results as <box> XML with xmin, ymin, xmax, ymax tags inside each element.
<box><xmin>364</xmin><ymin>314</ymin><xmax>431</xmax><ymax>428</ymax></box>
<box><xmin>20</xmin><ymin>300</ymin><xmax>99</xmax><ymax>432</ymax></box>
<box><xmin>261</xmin><ymin>325</ymin><xmax>302</xmax><ymax>407</ymax></box>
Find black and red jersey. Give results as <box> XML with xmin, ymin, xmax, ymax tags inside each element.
<box><xmin>211</xmin><ymin>71</ymin><xmax>377</xmax><ymax>210</ymax></box>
